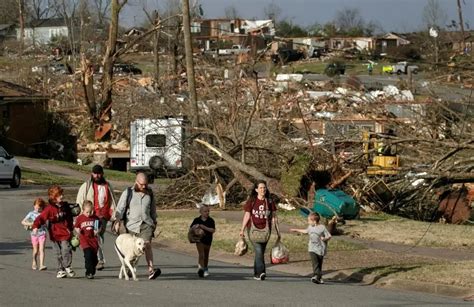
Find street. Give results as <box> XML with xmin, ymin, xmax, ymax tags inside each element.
<box><xmin>302</xmin><ymin>73</ymin><xmax>473</xmax><ymax>102</ymax></box>
<box><xmin>0</xmin><ymin>185</ymin><xmax>469</xmax><ymax>306</ymax></box>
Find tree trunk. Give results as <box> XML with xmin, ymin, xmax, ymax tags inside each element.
<box><xmin>99</xmin><ymin>0</ymin><xmax>126</xmax><ymax>123</ymax></box>
<box><xmin>195</xmin><ymin>138</ymin><xmax>283</xmax><ymax>195</ymax></box>
<box><xmin>17</xmin><ymin>0</ymin><xmax>25</xmax><ymax>57</ymax></box>
<box><xmin>456</xmin><ymin>0</ymin><xmax>466</xmax><ymax>52</ymax></box>
<box><xmin>181</xmin><ymin>0</ymin><xmax>199</xmax><ymax>127</ymax></box>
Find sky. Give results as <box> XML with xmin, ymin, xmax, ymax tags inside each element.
<box><xmin>122</xmin><ymin>0</ymin><xmax>474</xmax><ymax>33</ymax></box>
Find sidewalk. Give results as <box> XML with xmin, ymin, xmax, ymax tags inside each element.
<box><xmin>157</xmin><ymin>209</ymin><xmax>473</xmax><ymax>299</ymax></box>
<box><xmin>154</xmin><ymin>234</ymin><xmax>473</xmax><ymax>299</ymax></box>
<box><xmin>212</xmin><ymin>210</ymin><xmax>473</xmax><ymax>262</ymax></box>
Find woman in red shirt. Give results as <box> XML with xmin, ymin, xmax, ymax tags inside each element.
<box><xmin>239</xmin><ymin>181</ymin><xmax>280</xmax><ymax>281</ymax></box>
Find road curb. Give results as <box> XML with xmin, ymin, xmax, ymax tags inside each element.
<box><xmin>154</xmin><ymin>239</ymin><xmax>473</xmax><ymax>299</ymax></box>
<box><xmin>377</xmin><ymin>278</ymin><xmax>473</xmax><ymax>298</ymax></box>
<box><xmin>323</xmin><ymin>269</ymin><xmax>473</xmax><ymax>299</ymax></box>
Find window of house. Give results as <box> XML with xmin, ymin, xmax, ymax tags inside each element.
<box><xmin>146</xmin><ymin>134</ymin><xmax>166</xmax><ymax>147</ymax></box>
<box><xmin>49</xmin><ymin>28</ymin><xmax>66</xmax><ymax>38</ymax></box>
<box><xmin>191</xmin><ymin>22</ymin><xmax>201</xmax><ymax>33</ymax></box>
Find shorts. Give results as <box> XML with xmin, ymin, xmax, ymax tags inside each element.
<box><xmin>130</xmin><ymin>223</ymin><xmax>155</xmax><ymax>243</ymax></box>
<box><xmin>31</xmin><ymin>234</ymin><xmax>46</xmax><ymax>245</ymax></box>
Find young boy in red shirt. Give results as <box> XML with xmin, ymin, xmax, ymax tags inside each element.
<box><xmin>74</xmin><ymin>200</ymin><xmax>100</xmax><ymax>279</ymax></box>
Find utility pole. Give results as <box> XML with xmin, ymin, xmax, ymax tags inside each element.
<box><xmin>456</xmin><ymin>0</ymin><xmax>466</xmax><ymax>52</ymax></box>
<box><xmin>181</xmin><ymin>0</ymin><xmax>199</xmax><ymax>127</ymax></box>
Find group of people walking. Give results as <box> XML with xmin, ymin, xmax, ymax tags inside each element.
<box><xmin>22</xmin><ymin>165</ymin><xmax>331</xmax><ymax>283</ymax></box>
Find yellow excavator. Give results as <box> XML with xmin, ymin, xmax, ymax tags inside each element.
<box><xmin>363</xmin><ymin>131</ymin><xmax>400</xmax><ymax>175</ymax></box>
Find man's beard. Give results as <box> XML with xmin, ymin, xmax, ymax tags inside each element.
<box><xmin>92</xmin><ymin>176</ymin><xmax>106</xmax><ymax>184</ymax></box>
<box><xmin>134</xmin><ymin>184</ymin><xmax>149</xmax><ymax>194</ymax></box>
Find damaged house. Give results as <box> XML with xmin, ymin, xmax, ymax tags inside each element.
<box><xmin>0</xmin><ymin>80</ymin><xmax>48</xmax><ymax>155</ymax></box>
<box><xmin>191</xmin><ymin>18</ymin><xmax>275</xmax><ymax>51</ymax></box>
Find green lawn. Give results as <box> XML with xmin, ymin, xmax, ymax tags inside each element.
<box><xmin>36</xmin><ymin>159</ymin><xmax>137</xmax><ymax>181</ymax></box>
<box><xmin>22</xmin><ymin>168</ymin><xmax>83</xmax><ymax>186</ymax></box>
<box><xmin>30</xmin><ymin>158</ymin><xmax>171</xmax><ymax>184</ymax></box>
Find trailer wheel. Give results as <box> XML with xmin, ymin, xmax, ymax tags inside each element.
<box><xmin>149</xmin><ymin>156</ymin><xmax>164</xmax><ymax>170</ymax></box>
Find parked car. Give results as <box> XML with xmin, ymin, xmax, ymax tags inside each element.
<box><xmin>271</xmin><ymin>48</ymin><xmax>305</xmax><ymax>64</ymax></box>
<box><xmin>0</xmin><ymin>146</ymin><xmax>21</xmax><ymax>188</ymax></box>
<box><xmin>98</xmin><ymin>63</ymin><xmax>142</xmax><ymax>75</ymax></box>
<box><xmin>31</xmin><ymin>62</ymin><xmax>72</xmax><ymax>75</ymax></box>
<box><xmin>383</xmin><ymin>61</ymin><xmax>419</xmax><ymax>75</ymax></box>
<box><xmin>310</xmin><ymin>47</ymin><xmax>327</xmax><ymax>58</ymax></box>
<box><xmin>114</xmin><ymin>63</ymin><xmax>142</xmax><ymax>75</ymax></box>
<box><xmin>392</xmin><ymin>61</ymin><xmax>419</xmax><ymax>75</ymax></box>
<box><xmin>324</xmin><ymin>62</ymin><xmax>346</xmax><ymax>76</ymax></box>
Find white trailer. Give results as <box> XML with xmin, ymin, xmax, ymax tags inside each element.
<box><xmin>130</xmin><ymin>117</ymin><xmax>187</xmax><ymax>179</ymax></box>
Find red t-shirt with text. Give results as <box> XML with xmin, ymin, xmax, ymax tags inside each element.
<box><xmin>243</xmin><ymin>198</ymin><xmax>276</xmax><ymax>229</ymax></box>
<box><xmin>74</xmin><ymin>214</ymin><xmax>99</xmax><ymax>251</ymax></box>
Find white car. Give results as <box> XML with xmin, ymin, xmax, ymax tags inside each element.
<box><xmin>0</xmin><ymin>146</ymin><xmax>21</xmax><ymax>188</ymax></box>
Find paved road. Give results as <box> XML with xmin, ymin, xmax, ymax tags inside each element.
<box><xmin>302</xmin><ymin>73</ymin><xmax>473</xmax><ymax>102</ymax></box>
<box><xmin>0</xmin><ymin>186</ymin><xmax>469</xmax><ymax>306</ymax></box>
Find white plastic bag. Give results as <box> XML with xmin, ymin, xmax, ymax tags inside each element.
<box><xmin>271</xmin><ymin>239</ymin><xmax>289</xmax><ymax>264</ymax></box>
<box><xmin>234</xmin><ymin>237</ymin><xmax>248</xmax><ymax>256</ymax></box>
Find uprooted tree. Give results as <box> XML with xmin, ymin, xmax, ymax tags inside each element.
<box><xmin>35</xmin><ymin>0</ymin><xmax>472</xmax><ymax>222</ymax></box>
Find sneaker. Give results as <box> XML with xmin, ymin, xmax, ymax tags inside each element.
<box><xmin>197</xmin><ymin>268</ymin><xmax>204</xmax><ymax>278</ymax></box>
<box><xmin>149</xmin><ymin>268</ymin><xmax>161</xmax><ymax>280</ymax></box>
<box><xmin>319</xmin><ymin>278</ymin><xmax>324</xmax><ymax>284</ymax></box>
<box><xmin>65</xmin><ymin>267</ymin><xmax>76</xmax><ymax>277</ymax></box>
<box><xmin>203</xmin><ymin>269</ymin><xmax>210</xmax><ymax>278</ymax></box>
<box><xmin>311</xmin><ymin>276</ymin><xmax>318</xmax><ymax>283</ymax></box>
<box><xmin>39</xmin><ymin>266</ymin><xmax>47</xmax><ymax>271</ymax></box>
<box><xmin>254</xmin><ymin>273</ymin><xmax>266</xmax><ymax>281</ymax></box>
<box><xmin>32</xmin><ymin>264</ymin><xmax>37</xmax><ymax>270</ymax></box>
<box><xmin>56</xmin><ymin>270</ymin><xmax>67</xmax><ymax>278</ymax></box>
<box><xmin>96</xmin><ymin>261</ymin><xmax>104</xmax><ymax>271</ymax></box>
<box><xmin>86</xmin><ymin>274</ymin><xmax>94</xmax><ymax>279</ymax></box>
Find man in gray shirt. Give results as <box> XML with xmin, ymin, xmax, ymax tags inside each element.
<box><xmin>114</xmin><ymin>172</ymin><xmax>161</xmax><ymax>280</ymax></box>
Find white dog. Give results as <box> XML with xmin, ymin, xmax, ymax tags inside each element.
<box><xmin>114</xmin><ymin>233</ymin><xmax>145</xmax><ymax>281</ymax></box>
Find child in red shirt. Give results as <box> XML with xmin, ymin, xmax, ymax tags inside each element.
<box><xmin>33</xmin><ymin>185</ymin><xmax>75</xmax><ymax>278</ymax></box>
<box><xmin>74</xmin><ymin>200</ymin><xmax>100</xmax><ymax>279</ymax></box>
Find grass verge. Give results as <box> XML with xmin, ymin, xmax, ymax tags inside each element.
<box><xmin>31</xmin><ymin>158</ymin><xmax>170</xmax><ymax>184</ymax></box>
<box><xmin>344</xmin><ymin>212</ymin><xmax>474</xmax><ymax>249</ymax></box>
<box><xmin>22</xmin><ymin>168</ymin><xmax>83</xmax><ymax>186</ymax></box>
<box><xmin>36</xmin><ymin>159</ymin><xmax>137</xmax><ymax>181</ymax></box>
<box><xmin>157</xmin><ymin>210</ymin><xmax>364</xmax><ymax>254</ymax></box>
<box><xmin>357</xmin><ymin>261</ymin><xmax>474</xmax><ymax>288</ymax></box>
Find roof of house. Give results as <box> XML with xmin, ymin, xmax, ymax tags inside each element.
<box><xmin>0</xmin><ymin>24</ymin><xmax>15</xmax><ymax>31</ymax></box>
<box><xmin>26</xmin><ymin>18</ymin><xmax>70</xmax><ymax>28</ymax></box>
<box><xmin>0</xmin><ymin>80</ymin><xmax>44</xmax><ymax>99</ymax></box>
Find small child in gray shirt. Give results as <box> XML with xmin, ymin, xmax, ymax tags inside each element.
<box><xmin>290</xmin><ymin>212</ymin><xmax>331</xmax><ymax>284</ymax></box>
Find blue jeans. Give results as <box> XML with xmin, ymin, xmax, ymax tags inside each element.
<box><xmin>251</xmin><ymin>241</ymin><xmax>267</xmax><ymax>277</ymax></box>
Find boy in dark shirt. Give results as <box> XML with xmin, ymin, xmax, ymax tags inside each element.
<box><xmin>74</xmin><ymin>201</ymin><xmax>100</xmax><ymax>279</ymax></box>
<box><xmin>190</xmin><ymin>206</ymin><xmax>215</xmax><ymax>278</ymax></box>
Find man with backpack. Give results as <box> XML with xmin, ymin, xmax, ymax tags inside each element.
<box><xmin>113</xmin><ymin>172</ymin><xmax>161</xmax><ymax>280</ymax></box>
<box><xmin>76</xmin><ymin>165</ymin><xmax>116</xmax><ymax>271</ymax></box>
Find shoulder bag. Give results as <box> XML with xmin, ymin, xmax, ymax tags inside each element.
<box><xmin>248</xmin><ymin>199</ymin><xmax>272</xmax><ymax>243</ymax></box>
